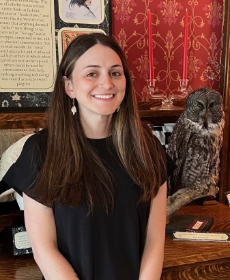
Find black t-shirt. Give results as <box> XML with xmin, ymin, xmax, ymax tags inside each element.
<box><xmin>3</xmin><ymin>130</ymin><xmax>170</xmax><ymax>280</ymax></box>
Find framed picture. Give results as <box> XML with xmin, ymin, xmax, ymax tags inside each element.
<box><xmin>59</xmin><ymin>0</ymin><xmax>104</xmax><ymax>25</ymax></box>
<box><xmin>58</xmin><ymin>28</ymin><xmax>105</xmax><ymax>63</ymax></box>
<box><xmin>0</xmin><ymin>0</ymin><xmax>111</xmax><ymax>111</ymax></box>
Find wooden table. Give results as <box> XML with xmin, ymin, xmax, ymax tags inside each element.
<box><xmin>1</xmin><ymin>201</ymin><xmax>230</xmax><ymax>280</ymax></box>
<box><xmin>162</xmin><ymin>203</ymin><xmax>230</xmax><ymax>280</ymax></box>
<box><xmin>0</xmin><ymin>214</ymin><xmax>42</xmax><ymax>280</ymax></box>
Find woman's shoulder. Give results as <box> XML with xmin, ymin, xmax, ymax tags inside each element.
<box><xmin>0</xmin><ymin>129</ymin><xmax>48</xmax><ymax>176</ymax></box>
<box><xmin>16</xmin><ymin>129</ymin><xmax>48</xmax><ymax>164</ymax></box>
<box><xmin>1</xmin><ymin>129</ymin><xmax>48</xmax><ymax>196</ymax></box>
<box><xmin>24</xmin><ymin>129</ymin><xmax>48</xmax><ymax>149</ymax></box>
<box><xmin>27</xmin><ymin>128</ymin><xmax>48</xmax><ymax>141</ymax></box>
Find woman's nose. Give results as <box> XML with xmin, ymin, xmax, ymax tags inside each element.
<box><xmin>99</xmin><ymin>74</ymin><xmax>114</xmax><ymax>89</ymax></box>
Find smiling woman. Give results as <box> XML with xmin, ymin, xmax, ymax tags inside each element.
<box><xmin>2</xmin><ymin>33</ymin><xmax>171</xmax><ymax>280</ymax></box>
<box><xmin>63</xmin><ymin>44</ymin><xmax>126</xmax><ymax>133</ymax></box>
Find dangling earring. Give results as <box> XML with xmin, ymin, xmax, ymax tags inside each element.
<box><xmin>116</xmin><ymin>106</ymin><xmax>120</xmax><ymax>113</ymax></box>
<box><xmin>71</xmin><ymin>99</ymin><xmax>77</xmax><ymax>115</ymax></box>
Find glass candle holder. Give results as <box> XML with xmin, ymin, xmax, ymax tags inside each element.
<box><xmin>147</xmin><ymin>79</ymin><xmax>156</xmax><ymax>96</ymax></box>
<box><xmin>147</xmin><ymin>78</ymin><xmax>189</xmax><ymax>110</ymax></box>
<box><xmin>179</xmin><ymin>78</ymin><xmax>189</xmax><ymax>96</ymax></box>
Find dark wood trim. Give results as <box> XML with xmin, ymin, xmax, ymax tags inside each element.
<box><xmin>138</xmin><ymin>101</ymin><xmax>185</xmax><ymax>125</ymax></box>
<box><xmin>0</xmin><ymin>112</ymin><xmax>47</xmax><ymax>130</ymax></box>
<box><xmin>0</xmin><ymin>101</ymin><xmax>185</xmax><ymax>129</ymax></box>
<box><xmin>219</xmin><ymin>0</ymin><xmax>230</xmax><ymax>204</ymax></box>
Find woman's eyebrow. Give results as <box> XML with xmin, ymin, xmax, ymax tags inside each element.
<box><xmin>111</xmin><ymin>64</ymin><xmax>123</xmax><ymax>68</ymax></box>
<box><xmin>84</xmin><ymin>65</ymin><xmax>100</xmax><ymax>68</ymax></box>
<box><xmin>84</xmin><ymin>64</ymin><xmax>123</xmax><ymax>69</ymax></box>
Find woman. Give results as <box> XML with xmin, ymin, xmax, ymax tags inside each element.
<box><xmin>3</xmin><ymin>33</ymin><xmax>169</xmax><ymax>280</ymax></box>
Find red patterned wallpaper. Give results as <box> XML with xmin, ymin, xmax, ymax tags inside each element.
<box><xmin>111</xmin><ymin>0</ymin><xmax>224</xmax><ymax>101</ymax></box>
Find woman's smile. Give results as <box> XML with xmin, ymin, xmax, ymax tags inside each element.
<box><xmin>93</xmin><ymin>94</ymin><xmax>114</xmax><ymax>99</ymax></box>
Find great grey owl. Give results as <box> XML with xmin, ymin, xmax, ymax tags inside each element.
<box><xmin>166</xmin><ymin>87</ymin><xmax>225</xmax><ymax>199</ymax></box>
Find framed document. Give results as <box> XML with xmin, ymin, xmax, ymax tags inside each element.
<box><xmin>12</xmin><ymin>226</ymin><xmax>32</xmax><ymax>256</ymax></box>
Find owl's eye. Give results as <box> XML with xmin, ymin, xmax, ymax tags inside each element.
<box><xmin>209</xmin><ymin>102</ymin><xmax>214</xmax><ymax>109</ymax></box>
<box><xmin>197</xmin><ymin>102</ymin><xmax>204</xmax><ymax>109</ymax></box>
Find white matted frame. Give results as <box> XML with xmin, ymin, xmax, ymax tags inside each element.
<box><xmin>59</xmin><ymin>0</ymin><xmax>104</xmax><ymax>24</ymax></box>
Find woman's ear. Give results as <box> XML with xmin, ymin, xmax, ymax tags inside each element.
<box><xmin>63</xmin><ymin>76</ymin><xmax>74</xmax><ymax>98</ymax></box>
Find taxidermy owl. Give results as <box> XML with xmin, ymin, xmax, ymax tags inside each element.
<box><xmin>166</xmin><ymin>87</ymin><xmax>225</xmax><ymax>218</ymax></box>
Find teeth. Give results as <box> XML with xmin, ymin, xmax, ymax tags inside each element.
<box><xmin>94</xmin><ymin>94</ymin><xmax>113</xmax><ymax>99</ymax></box>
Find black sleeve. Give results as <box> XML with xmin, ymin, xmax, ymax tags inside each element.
<box><xmin>2</xmin><ymin>131</ymin><xmax>47</xmax><ymax>198</ymax></box>
<box><xmin>0</xmin><ymin>180</ymin><xmax>12</xmax><ymax>195</ymax></box>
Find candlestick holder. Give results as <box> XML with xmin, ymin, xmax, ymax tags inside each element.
<box><xmin>147</xmin><ymin>79</ymin><xmax>168</xmax><ymax>101</ymax></box>
<box><xmin>148</xmin><ymin>78</ymin><xmax>189</xmax><ymax>110</ymax></box>
<box><xmin>147</xmin><ymin>79</ymin><xmax>156</xmax><ymax>94</ymax></box>
<box><xmin>177</xmin><ymin>78</ymin><xmax>189</xmax><ymax>98</ymax></box>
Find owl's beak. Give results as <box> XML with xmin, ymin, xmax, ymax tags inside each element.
<box><xmin>203</xmin><ymin>121</ymin><xmax>208</xmax><ymax>129</ymax></box>
<box><xmin>203</xmin><ymin>111</ymin><xmax>209</xmax><ymax>129</ymax></box>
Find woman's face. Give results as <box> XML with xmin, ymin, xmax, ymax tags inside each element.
<box><xmin>64</xmin><ymin>44</ymin><xmax>126</xmax><ymax>120</ymax></box>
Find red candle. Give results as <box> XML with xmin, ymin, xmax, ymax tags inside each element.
<box><xmin>182</xmin><ymin>9</ymin><xmax>188</xmax><ymax>80</ymax></box>
<box><xmin>148</xmin><ymin>9</ymin><xmax>154</xmax><ymax>80</ymax></box>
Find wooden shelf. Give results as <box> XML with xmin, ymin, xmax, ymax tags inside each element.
<box><xmin>0</xmin><ymin>101</ymin><xmax>185</xmax><ymax>129</ymax></box>
<box><xmin>138</xmin><ymin>101</ymin><xmax>185</xmax><ymax>125</ymax></box>
<box><xmin>0</xmin><ymin>112</ymin><xmax>46</xmax><ymax>129</ymax></box>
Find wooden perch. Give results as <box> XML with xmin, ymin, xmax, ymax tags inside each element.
<box><xmin>166</xmin><ymin>185</ymin><xmax>219</xmax><ymax>220</ymax></box>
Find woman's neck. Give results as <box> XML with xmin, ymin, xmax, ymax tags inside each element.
<box><xmin>80</xmin><ymin>114</ymin><xmax>112</xmax><ymax>139</ymax></box>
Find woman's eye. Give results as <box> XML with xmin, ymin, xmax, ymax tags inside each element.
<box><xmin>86</xmin><ymin>72</ymin><xmax>96</xmax><ymax>77</ymax></box>
<box><xmin>111</xmin><ymin>72</ymin><xmax>121</xmax><ymax>77</ymax></box>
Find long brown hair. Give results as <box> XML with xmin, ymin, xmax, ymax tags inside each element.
<box><xmin>35</xmin><ymin>33</ymin><xmax>166</xmax><ymax>213</ymax></box>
